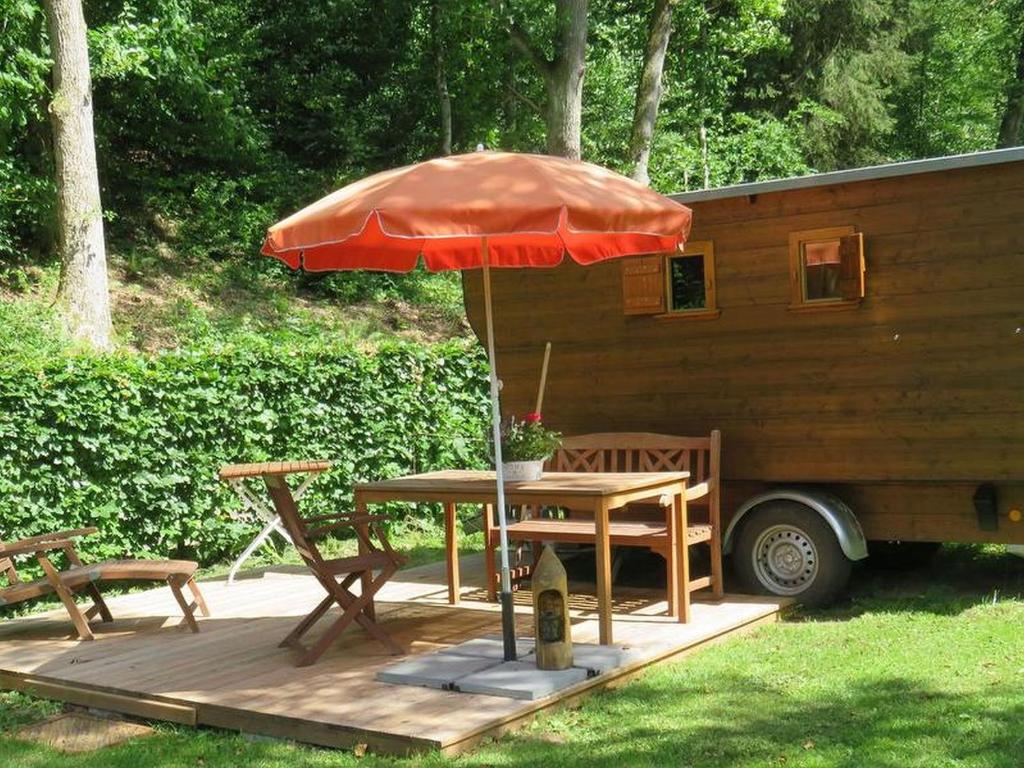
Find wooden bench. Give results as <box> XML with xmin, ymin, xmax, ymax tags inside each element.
<box><xmin>484</xmin><ymin>431</ymin><xmax>723</xmax><ymax>620</ymax></box>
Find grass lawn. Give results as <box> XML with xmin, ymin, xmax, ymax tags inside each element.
<box><xmin>2</xmin><ymin>544</ymin><xmax>1023</xmax><ymax>768</ymax></box>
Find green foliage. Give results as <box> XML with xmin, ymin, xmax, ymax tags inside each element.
<box><xmin>0</xmin><ymin>339</ymin><xmax>490</xmax><ymax>568</ymax></box>
<box><xmin>0</xmin><ymin>0</ymin><xmax>54</xmax><ymax>261</ymax></box>
<box><xmin>4</xmin><ymin>0</ymin><xmax>1022</xmax><ymax>251</ymax></box>
<box><xmin>499</xmin><ymin>415</ymin><xmax>562</xmax><ymax>462</ymax></box>
<box><xmin>1</xmin><ymin>0</ymin><xmax>1022</xmax><ymax>336</ymax></box>
<box><xmin>889</xmin><ymin>0</ymin><xmax>1015</xmax><ymax>158</ymax></box>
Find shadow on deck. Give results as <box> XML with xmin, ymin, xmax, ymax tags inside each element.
<box><xmin>0</xmin><ymin>554</ymin><xmax>785</xmax><ymax>755</ymax></box>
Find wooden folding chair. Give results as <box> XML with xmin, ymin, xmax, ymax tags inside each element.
<box><xmin>0</xmin><ymin>528</ymin><xmax>209</xmax><ymax>640</ymax></box>
<box><xmin>249</xmin><ymin>462</ymin><xmax>407</xmax><ymax>666</ymax></box>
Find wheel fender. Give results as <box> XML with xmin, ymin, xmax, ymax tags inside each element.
<box><xmin>723</xmin><ymin>488</ymin><xmax>869</xmax><ymax>561</ymax></box>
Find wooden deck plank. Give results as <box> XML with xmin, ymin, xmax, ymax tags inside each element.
<box><xmin>0</xmin><ymin>555</ymin><xmax>786</xmax><ymax>754</ymax></box>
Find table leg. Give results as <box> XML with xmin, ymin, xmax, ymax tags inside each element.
<box><xmin>445</xmin><ymin>501</ymin><xmax>460</xmax><ymax>604</ymax></box>
<box><xmin>483</xmin><ymin>504</ymin><xmax>497</xmax><ymax>602</ymax></box>
<box><xmin>228</xmin><ymin>514</ymin><xmax>286</xmax><ymax>586</ymax></box>
<box><xmin>355</xmin><ymin>495</ymin><xmax>375</xmax><ymax>620</ymax></box>
<box><xmin>675</xmin><ymin>491</ymin><xmax>690</xmax><ymax>624</ymax></box>
<box><xmin>595</xmin><ymin>499</ymin><xmax>613</xmax><ymax>645</ymax></box>
<box><xmin>664</xmin><ymin>500</ymin><xmax>680</xmax><ymax>618</ymax></box>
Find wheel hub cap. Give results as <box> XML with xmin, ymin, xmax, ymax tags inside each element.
<box><xmin>752</xmin><ymin>525</ymin><xmax>819</xmax><ymax>596</ymax></box>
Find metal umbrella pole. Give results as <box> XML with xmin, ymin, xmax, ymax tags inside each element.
<box><xmin>481</xmin><ymin>238</ymin><xmax>517</xmax><ymax>662</ymax></box>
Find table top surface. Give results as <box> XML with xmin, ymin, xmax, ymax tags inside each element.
<box><xmin>353</xmin><ymin>469</ymin><xmax>689</xmax><ymax>498</ymax></box>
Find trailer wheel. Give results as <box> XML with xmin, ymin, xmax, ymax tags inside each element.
<box><xmin>733</xmin><ymin>501</ymin><xmax>852</xmax><ymax>604</ymax></box>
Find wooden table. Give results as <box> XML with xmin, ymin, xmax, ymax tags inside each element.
<box><xmin>352</xmin><ymin>470</ymin><xmax>690</xmax><ymax>645</ymax></box>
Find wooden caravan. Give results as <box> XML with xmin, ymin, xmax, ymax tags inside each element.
<box><xmin>463</xmin><ymin>147</ymin><xmax>1024</xmax><ymax>602</ymax></box>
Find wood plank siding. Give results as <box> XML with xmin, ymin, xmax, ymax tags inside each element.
<box><xmin>463</xmin><ymin>159</ymin><xmax>1024</xmax><ymax>544</ymax></box>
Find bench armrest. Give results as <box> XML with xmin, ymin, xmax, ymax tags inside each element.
<box><xmin>685</xmin><ymin>481</ymin><xmax>710</xmax><ymax>502</ymax></box>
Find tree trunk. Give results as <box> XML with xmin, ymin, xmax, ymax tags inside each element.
<box><xmin>43</xmin><ymin>0</ymin><xmax>113</xmax><ymax>350</ymax></box>
<box><xmin>628</xmin><ymin>0</ymin><xmax>678</xmax><ymax>185</ymax></box>
<box><xmin>545</xmin><ymin>0</ymin><xmax>588</xmax><ymax>159</ymax></box>
<box><xmin>997</xmin><ymin>30</ymin><xmax>1024</xmax><ymax>148</ymax></box>
<box><xmin>430</xmin><ymin>0</ymin><xmax>452</xmax><ymax>156</ymax></box>
<box><xmin>498</xmin><ymin>0</ymin><xmax>588</xmax><ymax>159</ymax></box>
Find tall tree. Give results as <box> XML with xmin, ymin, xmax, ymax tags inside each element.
<box><xmin>42</xmin><ymin>0</ymin><xmax>112</xmax><ymax>349</ymax></box>
<box><xmin>430</xmin><ymin>0</ymin><xmax>453</xmax><ymax>155</ymax></box>
<box><xmin>997</xmin><ymin>24</ymin><xmax>1024</xmax><ymax>147</ymax></box>
<box><xmin>628</xmin><ymin>0</ymin><xmax>678</xmax><ymax>184</ymax></box>
<box><xmin>496</xmin><ymin>0</ymin><xmax>589</xmax><ymax>158</ymax></box>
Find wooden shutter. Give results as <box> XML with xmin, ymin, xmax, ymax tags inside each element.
<box><xmin>838</xmin><ymin>232</ymin><xmax>865</xmax><ymax>301</ymax></box>
<box><xmin>622</xmin><ymin>255</ymin><xmax>666</xmax><ymax>315</ymax></box>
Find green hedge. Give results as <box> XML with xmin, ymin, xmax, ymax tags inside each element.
<box><xmin>0</xmin><ymin>340</ymin><xmax>490</xmax><ymax>565</ymax></box>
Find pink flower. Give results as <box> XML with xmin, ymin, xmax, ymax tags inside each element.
<box><xmin>523</xmin><ymin>411</ymin><xmax>542</xmax><ymax>424</ymax></box>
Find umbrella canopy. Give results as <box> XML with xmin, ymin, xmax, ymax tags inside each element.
<box><xmin>262</xmin><ymin>150</ymin><xmax>692</xmax><ymax>662</ymax></box>
<box><xmin>262</xmin><ymin>151</ymin><xmax>691</xmax><ymax>270</ymax></box>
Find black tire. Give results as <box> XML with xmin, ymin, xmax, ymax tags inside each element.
<box><xmin>868</xmin><ymin>540</ymin><xmax>941</xmax><ymax>570</ymax></box>
<box><xmin>733</xmin><ymin>501</ymin><xmax>852</xmax><ymax>605</ymax></box>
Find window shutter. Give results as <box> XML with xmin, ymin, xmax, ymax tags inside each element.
<box><xmin>622</xmin><ymin>255</ymin><xmax>666</xmax><ymax>315</ymax></box>
<box><xmin>838</xmin><ymin>233</ymin><xmax>865</xmax><ymax>301</ymax></box>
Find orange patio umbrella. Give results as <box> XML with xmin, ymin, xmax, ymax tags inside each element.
<box><xmin>262</xmin><ymin>150</ymin><xmax>692</xmax><ymax>661</ymax></box>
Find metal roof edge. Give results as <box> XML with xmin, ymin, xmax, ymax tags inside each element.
<box><xmin>669</xmin><ymin>147</ymin><xmax>1024</xmax><ymax>204</ymax></box>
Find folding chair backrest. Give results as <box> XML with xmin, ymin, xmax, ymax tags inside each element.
<box><xmin>263</xmin><ymin>476</ymin><xmax>324</xmax><ymax>568</ymax></box>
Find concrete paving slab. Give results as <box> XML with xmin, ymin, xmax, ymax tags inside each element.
<box><xmin>454</xmin><ymin>661</ymin><xmax>588</xmax><ymax>701</ymax></box>
<box><xmin>376</xmin><ymin>653</ymin><xmax>498</xmax><ymax>690</ymax></box>
<box><xmin>568</xmin><ymin>643</ymin><xmax>639</xmax><ymax>674</ymax></box>
<box><xmin>439</xmin><ymin>636</ymin><xmax>535</xmax><ymax>660</ymax></box>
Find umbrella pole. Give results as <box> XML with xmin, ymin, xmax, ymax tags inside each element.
<box><xmin>482</xmin><ymin>239</ymin><xmax>517</xmax><ymax>662</ymax></box>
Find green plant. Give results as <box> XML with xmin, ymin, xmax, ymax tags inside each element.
<box><xmin>0</xmin><ymin>338</ymin><xmax>490</xmax><ymax>574</ymax></box>
<box><xmin>498</xmin><ymin>413</ymin><xmax>562</xmax><ymax>463</ymax></box>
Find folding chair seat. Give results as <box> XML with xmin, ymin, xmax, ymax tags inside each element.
<box><xmin>319</xmin><ymin>551</ymin><xmax>397</xmax><ymax>576</ymax></box>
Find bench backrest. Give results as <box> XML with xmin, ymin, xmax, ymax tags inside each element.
<box><xmin>548</xmin><ymin>431</ymin><xmax>721</xmax><ymax>525</ymax></box>
<box><xmin>550</xmin><ymin>431</ymin><xmax>720</xmax><ymax>485</ymax></box>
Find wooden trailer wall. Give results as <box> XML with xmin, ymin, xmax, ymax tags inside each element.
<box><xmin>463</xmin><ymin>157</ymin><xmax>1024</xmax><ymax>544</ymax></box>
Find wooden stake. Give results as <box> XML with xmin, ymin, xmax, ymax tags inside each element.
<box><xmin>535</xmin><ymin>342</ymin><xmax>552</xmax><ymax>414</ymax></box>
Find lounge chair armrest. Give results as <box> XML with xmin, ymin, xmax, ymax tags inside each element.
<box><xmin>2</xmin><ymin>528</ymin><xmax>96</xmax><ymax>565</ymax></box>
<box><xmin>6</xmin><ymin>527</ymin><xmax>99</xmax><ymax>549</ymax></box>
<box><xmin>1</xmin><ymin>538</ymin><xmax>81</xmax><ymax>559</ymax></box>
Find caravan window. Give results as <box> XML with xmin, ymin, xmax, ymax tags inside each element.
<box><xmin>669</xmin><ymin>253</ymin><xmax>707</xmax><ymax>310</ymax></box>
<box><xmin>788</xmin><ymin>227</ymin><xmax>865</xmax><ymax>310</ymax></box>
<box><xmin>621</xmin><ymin>240</ymin><xmax>718</xmax><ymax>319</ymax></box>
<box><xmin>667</xmin><ymin>240</ymin><xmax>717</xmax><ymax>317</ymax></box>
<box><xmin>802</xmin><ymin>239</ymin><xmax>843</xmax><ymax>301</ymax></box>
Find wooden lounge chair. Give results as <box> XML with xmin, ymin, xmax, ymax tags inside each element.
<box><xmin>0</xmin><ymin>528</ymin><xmax>209</xmax><ymax>640</ymax></box>
<box><xmin>221</xmin><ymin>461</ymin><xmax>406</xmax><ymax>666</ymax></box>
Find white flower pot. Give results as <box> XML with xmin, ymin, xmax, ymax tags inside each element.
<box><xmin>501</xmin><ymin>460</ymin><xmax>544</xmax><ymax>482</ymax></box>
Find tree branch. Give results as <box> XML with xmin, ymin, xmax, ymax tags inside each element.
<box><xmin>490</xmin><ymin>0</ymin><xmax>554</xmax><ymax>79</ymax></box>
<box><xmin>508</xmin><ymin>83</ymin><xmax>544</xmax><ymax>115</ymax></box>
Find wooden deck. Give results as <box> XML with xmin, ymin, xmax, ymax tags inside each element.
<box><xmin>0</xmin><ymin>555</ymin><xmax>786</xmax><ymax>755</ymax></box>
